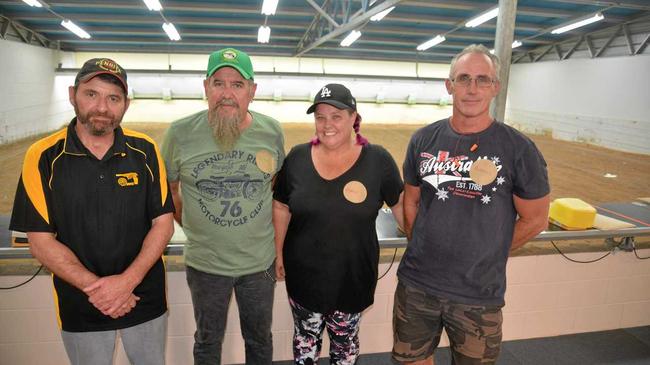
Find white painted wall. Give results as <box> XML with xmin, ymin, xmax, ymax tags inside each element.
<box><xmin>3</xmin><ymin>39</ymin><xmax>649</xmax><ymax>155</ymax></box>
<box><xmin>505</xmin><ymin>55</ymin><xmax>650</xmax><ymax>154</ymax></box>
<box><xmin>67</xmin><ymin>51</ymin><xmax>451</xmax><ymax>104</ymax></box>
<box><xmin>124</xmin><ymin>100</ymin><xmax>451</xmax><ymax>125</ymax></box>
<box><xmin>102</xmin><ymin>73</ymin><xmax>448</xmax><ymax>104</ymax></box>
<box><xmin>2</xmin><ymin>250</ymin><xmax>650</xmax><ymax>364</ymax></box>
<box><xmin>70</xmin><ymin>51</ymin><xmax>450</xmax><ymax>79</ymax></box>
<box><xmin>0</xmin><ymin>42</ymin><xmax>451</xmax><ymax>144</ymax></box>
<box><xmin>0</xmin><ymin>39</ymin><xmax>74</xmax><ymax>143</ymax></box>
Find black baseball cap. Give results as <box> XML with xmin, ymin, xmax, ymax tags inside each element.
<box><xmin>75</xmin><ymin>58</ymin><xmax>128</xmax><ymax>92</ymax></box>
<box><xmin>306</xmin><ymin>83</ymin><xmax>357</xmax><ymax>114</ymax></box>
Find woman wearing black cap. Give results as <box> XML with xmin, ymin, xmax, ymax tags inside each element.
<box><xmin>273</xmin><ymin>83</ymin><xmax>404</xmax><ymax>364</ymax></box>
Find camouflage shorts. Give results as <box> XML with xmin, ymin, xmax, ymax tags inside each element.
<box><xmin>392</xmin><ymin>281</ymin><xmax>503</xmax><ymax>364</ymax></box>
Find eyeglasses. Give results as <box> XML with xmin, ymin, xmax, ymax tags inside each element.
<box><xmin>451</xmin><ymin>74</ymin><xmax>495</xmax><ymax>88</ymax></box>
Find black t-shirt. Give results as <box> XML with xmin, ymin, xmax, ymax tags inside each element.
<box><xmin>399</xmin><ymin>119</ymin><xmax>550</xmax><ymax>306</ymax></box>
<box><xmin>274</xmin><ymin>143</ymin><xmax>403</xmax><ymax>314</ymax></box>
<box><xmin>10</xmin><ymin>120</ymin><xmax>175</xmax><ymax>332</ymax></box>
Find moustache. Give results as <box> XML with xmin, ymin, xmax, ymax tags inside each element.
<box><xmin>88</xmin><ymin>111</ymin><xmax>114</xmax><ymax>119</ymax></box>
<box><xmin>217</xmin><ymin>100</ymin><xmax>238</xmax><ymax>108</ymax></box>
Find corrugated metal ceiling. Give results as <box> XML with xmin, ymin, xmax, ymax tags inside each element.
<box><xmin>1</xmin><ymin>0</ymin><xmax>648</xmax><ymax>63</ymax></box>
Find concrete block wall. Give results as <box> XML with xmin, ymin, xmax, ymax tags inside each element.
<box><xmin>502</xmin><ymin>250</ymin><xmax>650</xmax><ymax>339</ymax></box>
<box><xmin>506</xmin><ymin>109</ymin><xmax>650</xmax><ymax>154</ymax></box>
<box><xmin>0</xmin><ymin>39</ymin><xmax>74</xmax><ymax>144</ymax></box>
<box><xmin>505</xmin><ymin>55</ymin><xmax>650</xmax><ymax>155</ymax></box>
<box><xmin>1</xmin><ymin>249</ymin><xmax>649</xmax><ymax>364</ymax></box>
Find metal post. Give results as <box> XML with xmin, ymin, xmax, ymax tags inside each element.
<box><xmin>490</xmin><ymin>0</ymin><xmax>518</xmax><ymax>122</ymax></box>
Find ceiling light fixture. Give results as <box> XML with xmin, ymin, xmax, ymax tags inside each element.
<box><xmin>417</xmin><ymin>35</ymin><xmax>446</xmax><ymax>51</ymax></box>
<box><xmin>142</xmin><ymin>0</ymin><xmax>162</xmax><ymax>11</ymax></box>
<box><xmin>261</xmin><ymin>0</ymin><xmax>279</xmax><ymax>15</ymax></box>
<box><xmin>340</xmin><ymin>30</ymin><xmax>362</xmax><ymax>47</ymax></box>
<box><xmin>551</xmin><ymin>13</ymin><xmax>604</xmax><ymax>34</ymax></box>
<box><xmin>162</xmin><ymin>22</ymin><xmax>181</xmax><ymax>41</ymax></box>
<box><xmin>258</xmin><ymin>25</ymin><xmax>271</xmax><ymax>43</ymax></box>
<box><xmin>465</xmin><ymin>7</ymin><xmax>499</xmax><ymax>28</ymax></box>
<box><xmin>61</xmin><ymin>19</ymin><xmax>91</xmax><ymax>39</ymax></box>
<box><xmin>21</xmin><ymin>0</ymin><xmax>42</xmax><ymax>7</ymax></box>
<box><xmin>370</xmin><ymin>6</ymin><xmax>395</xmax><ymax>21</ymax></box>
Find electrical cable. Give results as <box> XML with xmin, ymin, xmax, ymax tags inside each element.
<box><xmin>0</xmin><ymin>265</ymin><xmax>43</xmax><ymax>290</ymax></box>
<box><xmin>550</xmin><ymin>241</ymin><xmax>611</xmax><ymax>263</ymax></box>
<box><xmin>633</xmin><ymin>246</ymin><xmax>650</xmax><ymax>260</ymax></box>
<box><xmin>377</xmin><ymin>248</ymin><xmax>398</xmax><ymax>280</ymax></box>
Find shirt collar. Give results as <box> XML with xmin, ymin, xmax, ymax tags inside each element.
<box><xmin>65</xmin><ymin>118</ymin><xmax>127</xmax><ymax>157</ymax></box>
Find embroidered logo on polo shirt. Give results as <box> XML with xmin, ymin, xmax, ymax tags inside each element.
<box><xmin>116</xmin><ymin>172</ymin><xmax>139</xmax><ymax>187</ymax></box>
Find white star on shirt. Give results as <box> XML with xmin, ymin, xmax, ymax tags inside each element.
<box><xmin>492</xmin><ymin>156</ymin><xmax>501</xmax><ymax>164</ymax></box>
<box><xmin>481</xmin><ymin>195</ymin><xmax>491</xmax><ymax>204</ymax></box>
<box><xmin>492</xmin><ymin>187</ymin><xmax>497</xmax><ymax>192</ymax></box>
<box><xmin>436</xmin><ymin>189</ymin><xmax>449</xmax><ymax>201</ymax></box>
<box><xmin>496</xmin><ymin>176</ymin><xmax>505</xmax><ymax>185</ymax></box>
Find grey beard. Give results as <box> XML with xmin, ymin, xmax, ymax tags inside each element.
<box><xmin>208</xmin><ymin>108</ymin><xmax>241</xmax><ymax>151</ymax></box>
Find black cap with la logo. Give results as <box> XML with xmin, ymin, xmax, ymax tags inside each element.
<box><xmin>306</xmin><ymin>83</ymin><xmax>357</xmax><ymax>114</ymax></box>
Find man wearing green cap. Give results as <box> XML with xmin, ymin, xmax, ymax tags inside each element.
<box><xmin>161</xmin><ymin>48</ymin><xmax>284</xmax><ymax>364</ymax></box>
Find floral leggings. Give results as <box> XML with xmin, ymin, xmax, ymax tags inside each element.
<box><xmin>289</xmin><ymin>297</ymin><xmax>362</xmax><ymax>365</ymax></box>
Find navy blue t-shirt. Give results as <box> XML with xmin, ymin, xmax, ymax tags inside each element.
<box><xmin>398</xmin><ymin>118</ymin><xmax>549</xmax><ymax>306</ymax></box>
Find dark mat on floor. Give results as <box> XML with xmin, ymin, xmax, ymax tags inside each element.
<box><xmin>264</xmin><ymin>326</ymin><xmax>650</xmax><ymax>365</ymax></box>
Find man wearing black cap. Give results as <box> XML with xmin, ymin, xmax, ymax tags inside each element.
<box><xmin>10</xmin><ymin>58</ymin><xmax>175</xmax><ymax>365</ymax></box>
<box><xmin>162</xmin><ymin>48</ymin><xmax>284</xmax><ymax>364</ymax></box>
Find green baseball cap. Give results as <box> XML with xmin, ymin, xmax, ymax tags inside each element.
<box><xmin>206</xmin><ymin>48</ymin><xmax>254</xmax><ymax>80</ymax></box>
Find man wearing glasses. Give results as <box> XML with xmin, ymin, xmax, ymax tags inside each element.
<box><xmin>393</xmin><ymin>44</ymin><xmax>550</xmax><ymax>365</ymax></box>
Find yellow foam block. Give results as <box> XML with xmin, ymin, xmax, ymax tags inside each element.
<box><xmin>549</xmin><ymin>198</ymin><xmax>596</xmax><ymax>230</ymax></box>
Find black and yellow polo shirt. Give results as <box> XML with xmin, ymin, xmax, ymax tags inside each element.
<box><xmin>10</xmin><ymin>118</ymin><xmax>174</xmax><ymax>332</ymax></box>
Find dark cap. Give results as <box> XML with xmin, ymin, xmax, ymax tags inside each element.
<box><xmin>75</xmin><ymin>58</ymin><xmax>128</xmax><ymax>92</ymax></box>
<box><xmin>306</xmin><ymin>83</ymin><xmax>357</xmax><ymax>114</ymax></box>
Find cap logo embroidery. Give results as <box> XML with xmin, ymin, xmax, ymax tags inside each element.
<box><xmin>96</xmin><ymin>59</ymin><xmax>121</xmax><ymax>75</ymax></box>
<box><xmin>320</xmin><ymin>87</ymin><xmax>332</xmax><ymax>98</ymax></box>
<box><xmin>223</xmin><ymin>50</ymin><xmax>237</xmax><ymax>60</ymax></box>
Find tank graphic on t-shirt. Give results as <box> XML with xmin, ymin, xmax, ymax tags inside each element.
<box><xmin>419</xmin><ymin>150</ymin><xmax>505</xmax><ymax>205</ymax></box>
<box><xmin>196</xmin><ymin>174</ymin><xmax>263</xmax><ymax>200</ymax></box>
<box><xmin>191</xmin><ymin>150</ymin><xmax>272</xmax><ymax>227</ymax></box>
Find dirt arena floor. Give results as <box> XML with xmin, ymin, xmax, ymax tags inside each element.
<box><xmin>1</xmin><ymin>122</ymin><xmax>649</xmax><ymax>257</ymax></box>
<box><xmin>2</xmin><ymin>122</ymin><xmax>649</xmax><ymax>216</ymax></box>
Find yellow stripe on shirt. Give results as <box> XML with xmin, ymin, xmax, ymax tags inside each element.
<box><xmin>22</xmin><ymin>128</ymin><xmax>67</xmax><ymax>225</ymax></box>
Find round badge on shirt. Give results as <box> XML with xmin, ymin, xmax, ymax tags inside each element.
<box><xmin>256</xmin><ymin>150</ymin><xmax>276</xmax><ymax>174</ymax></box>
<box><xmin>469</xmin><ymin>159</ymin><xmax>498</xmax><ymax>185</ymax></box>
<box><xmin>343</xmin><ymin>181</ymin><xmax>367</xmax><ymax>204</ymax></box>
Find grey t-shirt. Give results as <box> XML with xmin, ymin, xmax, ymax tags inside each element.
<box><xmin>398</xmin><ymin>118</ymin><xmax>550</xmax><ymax>306</ymax></box>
